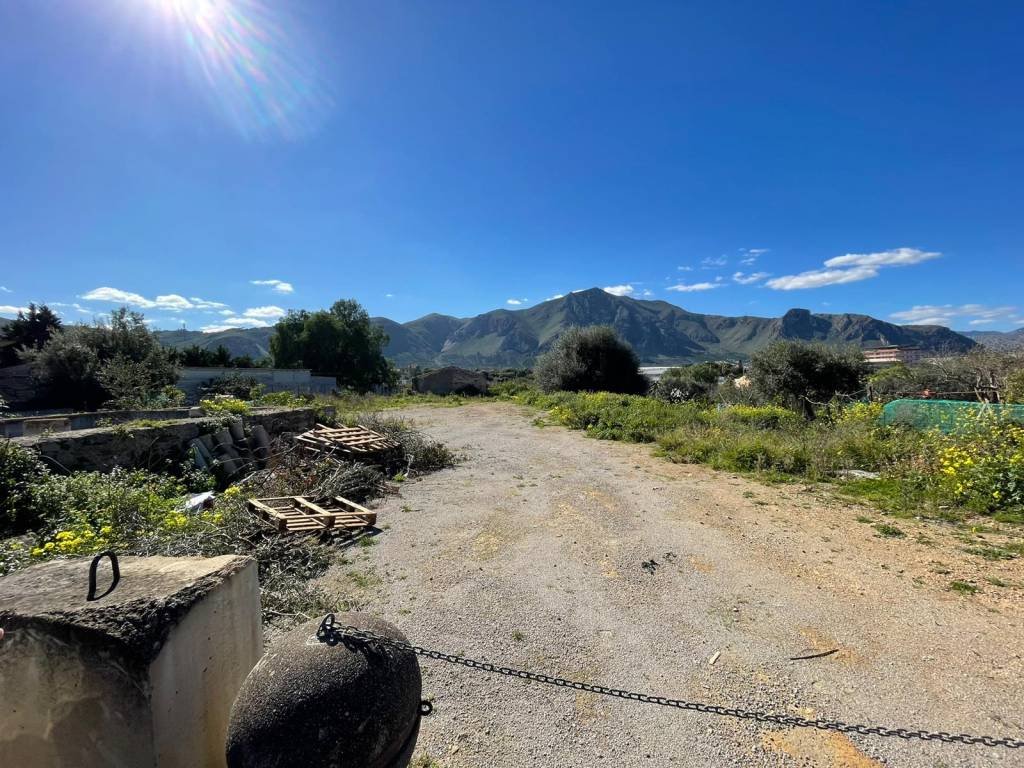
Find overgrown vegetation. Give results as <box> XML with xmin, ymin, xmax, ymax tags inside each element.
<box><xmin>1</xmin><ymin>411</ymin><xmax>458</xmax><ymax>630</ymax></box>
<box><xmin>23</xmin><ymin>307</ymin><xmax>178</xmax><ymax>410</ymax></box>
<box><xmin>516</xmin><ymin>387</ymin><xmax>1024</xmax><ymax>527</ymax></box>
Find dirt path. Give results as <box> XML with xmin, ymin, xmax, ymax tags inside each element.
<box><xmin>323</xmin><ymin>403</ymin><xmax>1024</xmax><ymax>768</ymax></box>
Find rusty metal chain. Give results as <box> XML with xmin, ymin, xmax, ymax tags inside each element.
<box><xmin>316</xmin><ymin>614</ymin><xmax>1024</xmax><ymax>751</ymax></box>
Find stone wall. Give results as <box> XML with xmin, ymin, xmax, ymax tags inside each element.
<box><xmin>10</xmin><ymin>407</ymin><xmax>319</xmax><ymax>474</ymax></box>
<box><xmin>0</xmin><ymin>407</ymin><xmax>202</xmax><ymax>438</ymax></box>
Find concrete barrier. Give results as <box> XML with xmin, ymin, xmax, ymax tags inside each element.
<box><xmin>0</xmin><ymin>555</ymin><xmax>262</xmax><ymax>768</ymax></box>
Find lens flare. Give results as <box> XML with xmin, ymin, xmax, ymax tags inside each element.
<box><xmin>147</xmin><ymin>0</ymin><xmax>333</xmax><ymax>141</ymax></box>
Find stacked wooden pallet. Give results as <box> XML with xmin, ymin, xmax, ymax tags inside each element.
<box><xmin>295</xmin><ymin>423</ymin><xmax>399</xmax><ymax>460</ymax></box>
<box><xmin>248</xmin><ymin>495</ymin><xmax>378</xmax><ymax>534</ymax></box>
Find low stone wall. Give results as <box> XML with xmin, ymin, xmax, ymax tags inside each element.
<box><xmin>10</xmin><ymin>407</ymin><xmax>319</xmax><ymax>474</ymax></box>
<box><xmin>0</xmin><ymin>407</ymin><xmax>202</xmax><ymax>438</ymax></box>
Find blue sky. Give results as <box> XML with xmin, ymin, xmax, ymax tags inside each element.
<box><xmin>1</xmin><ymin>0</ymin><xmax>1022</xmax><ymax>332</ymax></box>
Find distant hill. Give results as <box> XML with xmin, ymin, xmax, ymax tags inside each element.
<box><xmin>153</xmin><ymin>289</ymin><xmax>976</xmax><ymax>367</ymax></box>
<box><xmin>964</xmin><ymin>327</ymin><xmax>1024</xmax><ymax>352</ymax></box>
<box><xmin>154</xmin><ymin>327</ymin><xmax>275</xmax><ymax>359</ymax></box>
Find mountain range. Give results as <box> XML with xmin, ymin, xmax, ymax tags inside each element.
<box><xmin>963</xmin><ymin>327</ymin><xmax>1024</xmax><ymax>352</ymax></box>
<box><xmin>152</xmin><ymin>288</ymin><xmax>979</xmax><ymax>367</ymax></box>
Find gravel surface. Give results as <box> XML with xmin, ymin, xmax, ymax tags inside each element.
<box><xmin>321</xmin><ymin>402</ymin><xmax>1024</xmax><ymax>768</ymax></box>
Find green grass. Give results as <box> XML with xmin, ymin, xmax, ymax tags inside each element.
<box><xmin>949</xmin><ymin>580</ymin><xmax>979</xmax><ymax>595</ymax></box>
<box><xmin>873</xmin><ymin>523</ymin><xmax>906</xmax><ymax>538</ymax></box>
<box><xmin>962</xmin><ymin>544</ymin><xmax>1017</xmax><ymax>561</ymax></box>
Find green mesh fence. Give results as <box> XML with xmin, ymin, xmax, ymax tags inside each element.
<box><xmin>881</xmin><ymin>399</ymin><xmax>1024</xmax><ymax>433</ymax></box>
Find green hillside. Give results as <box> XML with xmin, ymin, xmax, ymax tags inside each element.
<box><xmin>152</xmin><ymin>288</ymin><xmax>977</xmax><ymax>367</ymax></box>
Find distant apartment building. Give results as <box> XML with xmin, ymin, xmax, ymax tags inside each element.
<box><xmin>862</xmin><ymin>345</ymin><xmax>924</xmax><ymax>366</ymax></box>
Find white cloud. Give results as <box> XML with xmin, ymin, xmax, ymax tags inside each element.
<box><xmin>677</xmin><ymin>266</ymin><xmax>693</xmax><ymax>272</ymax></box>
<box><xmin>153</xmin><ymin>294</ymin><xmax>194</xmax><ymax>311</ymax></box>
<box><xmin>738</xmin><ymin>248</ymin><xmax>769</xmax><ymax>266</ymax></box>
<box><xmin>766</xmin><ymin>266</ymin><xmax>877</xmax><ymax>290</ymax></box>
<box><xmin>732</xmin><ymin>271</ymin><xmax>771</xmax><ymax>285</ymax></box>
<box><xmin>82</xmin><ymin>286</ymin><xmax>154</xmax><ymax>306</ymax></box>
<box><xmin>50</xmin><ymin>302</ymin><xmax>96</xmax><ymax>315</ymax></box>
<box><xmin>890</xmin><ymin>304</ymin><xmax>1017</xmax><ymax>328</ymax></box>
<box><xmin>250</xmin><ymin>279</ymin><xmax>294</xmax><ymax>294</ymax></box>
<box><xmin>546</xmin><ymin>293</ymin><xmax>565</xmax><ymax>301</ymax></box>
<box><xmin>384</xmin><ymin>293</ymin><xmax>394</xmax><ymax>298</ymax></box>
<box><xmin>241</xmin><ymin>305</ymin><xmax>286</xmax><ymax>319</ymax></box>
<box><xmin>81</xmin><ymin>286</ymin><xmax>228</xmax><ymax>312</ymax></box>
<box><xmin>506</xmin><ymin>298</ymin><xmax>523</xmax><ymax>305</ymax></box>
<box><xmin>640</xmin><ymin>289</ymin><xmax>654</xmax><ymax>297</ymax></box>
<box><xmin>200</xmin><ymin>316</ymin><xmax>272</xmax><ymax>332</ymax></box>
<box><xmin>701</xmin><ymin>256</ymin><xmax>727</xmax><ymax>269</ymax></box>
<box><xmin>767</xmin><ymin>247</ymin><xmax>940</xmax><ymax>291</ymax></box>
<box><xmin>603</xmin><ymin>284</ymin><xmax>634</xmax><ymax>297</ymax></box>
<box><xmin>667</xmin><ymin>282</ymin><xmax>721</xmax><ymax>292</ymax></box>
<box><xmin>0</xmin><ymin>304</ymin><xmax>29</xmax><ymax>316</ymax></box>
<box><xmin>824</xmin><ymin>247</ymin><xmax>940</xmax><ymax>269</ymax></box>
<box><xmin>219</xmin><ymin>309</ymin><xmax>235</xmax><ymax>316</ymax></box>
<box><xmin>189</xmin><ymin>297</ymin><xmax>229</xmax><ymax>310</ymax></box>
<box><xmin>0</xmin><ymin>286</ymin><xmax>11</xmax><ymax>293</ymax></box>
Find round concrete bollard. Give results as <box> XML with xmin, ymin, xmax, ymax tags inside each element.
<box><xmin>226</xmin><ymin>613</ymin><xmax>423</xmax><ymax>768</ymax></box>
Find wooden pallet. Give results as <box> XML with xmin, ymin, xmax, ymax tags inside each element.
<box><xmin>248</xmin><ymin>495</ymin><xmax>378</xmax><ymax>533</ymax></box>
<box><xmin>295</xmin><ymin>423</ymin><xmax>400</xmax><ymax>459</ymax></box>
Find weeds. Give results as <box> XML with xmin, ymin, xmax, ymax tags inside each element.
<box><xmin>873</xmin><ymin>523</ymin><xmax>906</xmax><ymax>539</ymax></box>
<box><xmin>949</xmin><ymin>580</ymin><xmax>979</xmax><ymax>595</ymax></box>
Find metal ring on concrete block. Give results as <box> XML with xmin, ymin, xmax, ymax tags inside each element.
<box><xmin>226</xmin><ymin>613</ymin><xmax>423</xmax><ymax>768</ymax></box>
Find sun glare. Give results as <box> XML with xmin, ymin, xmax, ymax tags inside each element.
<box><xmin>137</xmin><ymin>0</ymin><xmax>332</xmax><ymax>141</ymax></box>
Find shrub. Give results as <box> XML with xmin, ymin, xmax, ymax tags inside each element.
<box><xmin>259</xmin><ymin>391</ymin><xmax>310</xmax><ymax>408</ymax></box>
<box><xmin>928</xmin><ymin>415</ymin><xmax>1024</xmax><ymax>513</ymax></box>
<box><xmin>0</xmin><ymin>442</ymin><xmax>49</xmax><ymax>535</ymax></box>
<box><xmin>200</xmin><ymin>397</ymin><xmax>252</xmax><ymax>416</ymax></box>
<box><xmin>534</xmin><ymin>326</ymin><xmax>648</xmax><ymax>395</ymax></box>
<box><xmin>651</xmin><ymin>363</ymin><xmax>720</xmax><ymax>403</ymax></box>
<box><xmin>1007</xmin><ymin>370</ymin><xmax>1024</xmax><ymax>404</ymax></box>
<box><xmin>719</xmin><ymin>404</ymin><xmax>800</xmax><ymax>430</ymax></box>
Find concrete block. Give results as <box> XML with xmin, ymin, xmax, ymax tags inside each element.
<box><xmin>0</xmin><ymin>555</ymin><xmax>262</xmax><ymax>768</ymax></box>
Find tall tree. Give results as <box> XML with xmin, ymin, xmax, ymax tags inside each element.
<box><xmin>0</xmin><ymin>303</ymin><xmax>62</xmax><ymax>367</ymax></box>
<box><xmin>269</xmin><ymin>300</ymin><xmax>394</xmax><ymax>391</ymax></box>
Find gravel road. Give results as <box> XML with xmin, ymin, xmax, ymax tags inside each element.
<box><xmin>322</xmin><ymin>403</ymin><xmax>1024</xmax><ymax>768</ymax></box>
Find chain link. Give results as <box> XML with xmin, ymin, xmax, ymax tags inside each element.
<box><xmin>316</xmin><ymin>614</ymin><xmax>1024</xmax><ymax>751</ymax></box>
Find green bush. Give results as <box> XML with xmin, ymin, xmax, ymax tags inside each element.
<box><xmin>719</xmin><ymin>404</ymin><xmax>800</xmax><ymax>430</ymax></box>
<box><xmin>259</xmin><ymin>390</ymin><xmax>310</xmax><ymax>408</ymax></box>
<box><xmin>0</xmin><ymin>442</ymin><xmax>49</xmax><ymax>535</ymax></box>
<box><xmin>651</xmin><ymin>363</ymin><xmax>720</xmax><ymax>403</ymax></box>
<box><xmin>750</xmin><ymin>341</ymin><xmax>867</xmax><ymax>419</ymax></box>
<box><xmin>534</xmin><ymin>326</ymin><xmax>648</xmax><ymax>395</ymax></box>
<box><xmin>200</xmin><ymin>397</ymin><xmax>252</xmax><ymax>416</ymax></box>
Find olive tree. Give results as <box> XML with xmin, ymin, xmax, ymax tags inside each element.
<box><xmin>750</xmin><ymin>341</ymin><xmax>866</xmax><ymax>419</ymax></box>
<box><xmin>534</xmin><ymin>326</ymin><xmax>648</xmax><ymax>394</ymax></box>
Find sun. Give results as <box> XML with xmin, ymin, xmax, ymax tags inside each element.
<box><xmin>145</xmin><ymin>0</ymin><xmax>221</xmax><ymax>22</ymax></box>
